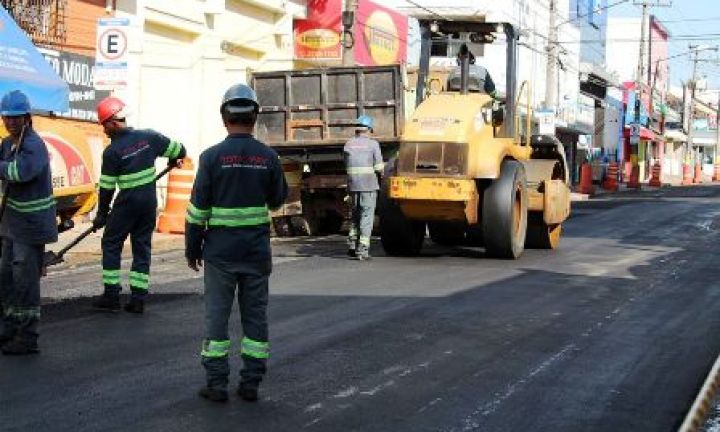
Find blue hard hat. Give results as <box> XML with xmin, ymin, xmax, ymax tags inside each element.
<box><xmin>0</xmin><ymin>90</ymin><xmax>31</xmax><ymax>116</ymax></box>
<box><xmin>221</xmin><ymin>83</ymin><xmax>259</xmax><ymax>114</ymax></box>
<box><xmin>356</xmin><ymin>115</ymin><xmax>373</xmax><ymax>130</ymax></box>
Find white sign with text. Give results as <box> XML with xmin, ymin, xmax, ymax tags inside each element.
<box><xmin>95</xmin><ymin>18</ymin><xmax>130</xmax><ymax>91</ymax></box>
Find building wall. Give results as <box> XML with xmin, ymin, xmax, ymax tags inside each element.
<box><xmin>570</xmin><ymin>0</ymin><xmax>607</xmax><ymax>66</ymax></box>
<box><xmin>44</xmin><ymin>0</ymin><xmax>109</xmax><ymax>176</ymax></box>
<box><xmin>63</xmin><ymin>0</ymin><xmax>109</xmax><ymax>56</ymax></box>
<box><xmin>113</xmin><ymin>0</ymin><xmax>307</xmax><ymax>164</ymax></box>
<box><xmin>606</xmin><ymin>17</ymin><xmax>640</xmax><ymax>83</ymax></box>
<box><xmin>648</xmin><ymin>16</ymin><xmax>669</xmax><ymax>101</ymax></box>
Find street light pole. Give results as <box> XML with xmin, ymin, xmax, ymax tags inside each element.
<box><xmin>629</xmin><ymin>0</ymin><xmax>671</xmax><ymax>188</ymax></box>
<box><xmin>545</xmin><ymin>0</ymin><xmax>558</xmax><ymax>110</ymax></box>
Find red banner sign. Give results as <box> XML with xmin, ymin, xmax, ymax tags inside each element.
<box><xmin>353</xmin><ymin>0</ymin><xmax>407</xmax><ymax>66</ymax></box>
<box><xmin>294</xmin><ymin>0</ymin><xmax>342</xmax><ymax>60</ymax></box>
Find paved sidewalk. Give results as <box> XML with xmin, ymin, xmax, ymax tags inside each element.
<box><xmin>49</xmin><ymin>220</ymin><xmax>184</xmax><ymax>268</ymax></box>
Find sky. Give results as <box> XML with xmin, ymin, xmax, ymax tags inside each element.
<box><xmin>609</xmin><ymin>0</ymin><xmax>720</xmax><ymax>90</ymax></box>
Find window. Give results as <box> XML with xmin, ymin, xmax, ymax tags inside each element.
<box><xmin>0</xmin><ymin>0</ymin><xmax>67</xmax><ymax>46</ymax></box>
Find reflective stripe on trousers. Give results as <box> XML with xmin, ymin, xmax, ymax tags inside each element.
<box><xmin>0</xmin><ymin>239</ymin><xmax>44</xmax><ymax>344</ymax></box>
<box><xmin>347</xmin><ymin>191</ymin><xmax>377</xmax><ymax>253</ymax></box>
<box><xmin>202</xmin><ymin>261</ymin><xmax>269</xmax><ymax>387</ymax></box>
<box><xmin>101</xmin><ymin>206</ymin><xmax>155</xmax><ymax>297</ymax></box>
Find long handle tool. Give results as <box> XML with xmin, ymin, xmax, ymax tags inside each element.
<box><xmin>43</xmin><ymin>164</ymin><xmax>177</xmax><ymax>267</ymax></box>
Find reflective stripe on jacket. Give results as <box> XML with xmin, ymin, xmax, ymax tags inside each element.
<box><xmin>0</xmin><ymin>129</ymin><xmax>58</xmax><ymax>244</ymax></box>
<box><xmin>97</xmin><ymin>128</ymin><xmax>186</xmax><ymax>215</ymax></box>
<box><xmin>343</xmin><ymin>135</ymin><xmax>383</xmax><ymax>192</ymax></box>
<box><xmin>185</xmin><ymin>133</ymin><xmax>288</xmax><ymax>271</ymax></box>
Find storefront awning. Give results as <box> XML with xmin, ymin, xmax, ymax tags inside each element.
<box><xmin>0</xmin><ymin>6</ymin><xmax>69</xmax><ymax>113</ymax></box>
<box><xmin>623</xmin><ymin>126</ymin><xmax>656</xmax><ymax>140</ymax></box>
<box><xmin>664</xmin><ymin>129</ymin><xmax>687</xmax><ymax>142</ymax></box>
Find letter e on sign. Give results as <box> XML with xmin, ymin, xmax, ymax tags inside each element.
<box><xmin>98</xmin><ymin>28</ymin><xmax>127</xmax><ymax>61</ymax></box>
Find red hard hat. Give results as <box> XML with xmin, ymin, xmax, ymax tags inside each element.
<box><xmin>97</xmin><ymin>97</ymin><xmax>126</xmax><ymax>124</ymax></box>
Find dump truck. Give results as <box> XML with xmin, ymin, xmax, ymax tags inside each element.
<box><xmin>251</xmin><ymin>66</ymin><xmax>405</xmax><ymax>236</ymax></box>
<box><xmin>381</xmin><ymin>21</ymin><xmax>571</xmax><ymax>259</ymax></box>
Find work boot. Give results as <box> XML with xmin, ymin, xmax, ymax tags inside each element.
<box><xmin>198</xmin><ymin>386</ymin><xmax>229</xmax><ymax>402</ymax></box>
<box><xmin>92</xmin><ymin>294</ymin><xmax>121</xmax><ymax>312</ymax></box>
<box><xmin>357</xmin><ymin>252</ymin><xmax>371</xmax><ymax>261</ymax></box>
<box><xmin>237</xmin><ymin>381</ymin><xmax>260</xmax><ymax>402</ymax></box>
<box><xmin>1</xmin><ymin>338</ymin><xmax>39</xmax><ymax>355</ymax></box>
<box><xmin>123</xmin><ymin>298</ymin><xmax>144</xmax><ymax>314</ymax></box>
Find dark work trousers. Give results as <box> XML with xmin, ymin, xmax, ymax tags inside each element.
<box><xmin>202</xmin><ymin>260</ymin><xmax>269</xmax><ymax>389</ymax></box>
<box><xmin>0</xmin><ymin>238</ymin><xmax>44</xmax><ymax>344</ymax></box>
<box><xmin>101</xmin><ymin>206</ymin><xmax>155</xmax><ymax>299</ymax></box>
<box><xmin>347</xmin><ymin>191</ymin><xmax>377</xmax><ymax>255</ymax></box>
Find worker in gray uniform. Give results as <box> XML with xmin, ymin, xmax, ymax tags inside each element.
<box><xmin>343</xmin><ymin>115</ymin><xmax>384</xmax><ymax>260</ymax></box>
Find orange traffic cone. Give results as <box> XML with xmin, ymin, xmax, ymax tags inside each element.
<box><xmin>157</xmin><ymin>158</ymin><xmax>195</xmax><ymax>234</ymax></box>
<box><xmin>579</xmin><ymin>162</ymin><xmax>594</xmax><ymax>195</ymax></box>
<box><xmin>681</xmin><ymin>164</ymin><xmax>693</xmax><ymax>185</ymax></box>
<box><xmin>648</xmin><ymin>162</ymin><xmax>662</xmax><ymax>187</ymax></box>
<box><xmin>602</xmin><ymin>161</ymin><xmax>619</xmax><ymax>191</ymax></box>
<box><xmin>627</xmin><ymin>165</ymin><xmax>641</xmax><ymax>189</ymax></box>
<box><xmin>693</xmin><ymin>162</ymin><xmax>702</xmax><ymax>184</ymax></box>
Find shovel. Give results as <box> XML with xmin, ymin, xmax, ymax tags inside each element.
<box><xmin>43</xmin><ymin>163</ymin><xmax>178</xmax><ymax>267</ymax></box>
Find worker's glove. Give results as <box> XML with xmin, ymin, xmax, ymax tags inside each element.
<box><xmin>92</xmin><ymin>213</ymin><xmax>108</xmax><ymax>232</ymax></box>
<box><xmin>168</xmin><ymin>158</ymin><xmax>183</xmax><ymax>169</ymax></box>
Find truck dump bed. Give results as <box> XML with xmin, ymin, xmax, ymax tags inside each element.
<box><xmin>251</xmin><ymin>65</ymin><xmax>404</xmax><ymax>150</ymax></box>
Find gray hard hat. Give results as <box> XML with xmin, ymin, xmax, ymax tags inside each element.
<box><xmin>220</xmin><ymin>83</ymin><xmax>259</xmax><ymax>114</ymax></box>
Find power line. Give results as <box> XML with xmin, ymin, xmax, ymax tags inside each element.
<box><xmin>557</xmin><ymin>0</ymin><xmax>631</xmax><ymax>27</ymax></box>
<box><xmin>560</xmin><ymin>33</ymin><xmax>720</xmax><ymax>44</ymax></box>
<box><xmin>401</xmin><ymin>0</ymin><xmax>449</xmax><ymax>21</ymax></box>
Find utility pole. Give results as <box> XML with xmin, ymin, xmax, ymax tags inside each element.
<box><xmin>627</xmin><ymin>1</ymin><xmax>650</xmax><ymax>188</ymax></box>
<box><xmin>545</xmin><ymin>0</ymin><xmax>558</xmax><ymax>110</ymax></box>
<box><xmin>629</xmin><ymin>0</ymin><xmax>671</xmax><ymax>188</ymax></box>
<box><xmin>686</xmin><ymin>47</ymin><xmax>701</xmax><ymax>156</ymax></box>
<box><xmin>686</xmin><ymin>45</ymin><xmax>719</xmax><ymax>166</ymax></box>
<box><xmin>342</xmin><ymin>0</ymin><xmax>358</xmax><ymax>67</ymax></box>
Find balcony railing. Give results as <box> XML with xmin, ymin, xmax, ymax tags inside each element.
<box><xmin>0</xmin><ymin>0</ymin><xmax>67</xmax><ymax>47</ymax></box>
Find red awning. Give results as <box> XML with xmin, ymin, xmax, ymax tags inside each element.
<box><xmin>623</xmin><ymin>126</ymin><xmax>656</xmax><ymax>140</ymax></box>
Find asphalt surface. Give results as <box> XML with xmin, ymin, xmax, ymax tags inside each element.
<box><xmin>2</xmin><ymin>185</ymin><xmax>720</xmax><ymax>432</ymax></box>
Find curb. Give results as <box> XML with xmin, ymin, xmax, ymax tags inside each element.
<box><xmin>679</xmin><ymin>351</ymin><xmax>720</xmax><ymax>432</ymax></box>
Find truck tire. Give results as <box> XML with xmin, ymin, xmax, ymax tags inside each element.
<box><xmin>428</xmin><ymin>222</ymin><xmax>465</xmax><ymax>246</ymax></box>
<box><xmin>379</xmin><ymin>187</ymin><xmax>425</xmax><ymax>256</ymax></box>
<box><xmin>290</xmin><ymin>215</ymin><xmax>316</xmax><ymax>236</ymax></box>
<box><xmin>465</xmin><ymin>225</ymin><xmax>484</xmax><ymax>247</ymax></box>
<box><xmin>482</xmin><ymin>160</ymin><xmax>528</xmax><ymax>259</ymax></box>
<box><xmin>273</xmin><ymin>217</ymin><xmax>293</xmax><ymax>237</ymax></box>
<box><xmin>526</xmin><ymin>216</ymin><xmax>562</xmax><ymax>249</ymax></box>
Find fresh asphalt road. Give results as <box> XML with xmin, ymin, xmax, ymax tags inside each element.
<box><xmin>2</xmin><ymin>185</ymin><xmax>720</xmax><ymax>432</ymax></box>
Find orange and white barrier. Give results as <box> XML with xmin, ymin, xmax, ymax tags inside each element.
<box><xmin>157</xmin><ymin>158</ymin><xmax>195</xmax><ymax>234</ymax></box>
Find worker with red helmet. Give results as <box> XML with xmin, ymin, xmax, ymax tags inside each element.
<box><xmin>91</xmin><ymin>96</ymin><xmax>186</xmax><ymax>313</ymax></box>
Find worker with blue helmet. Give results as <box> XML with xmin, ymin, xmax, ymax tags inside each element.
<box><xmin>0</xmin><ymin>90</ymin><xmax>58</xmax><ymax>355</ymax></box>
<box><xmin>343</xmin><ymin>114</ymin><xmax>384</xmax><ymax>260</ymax></box>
